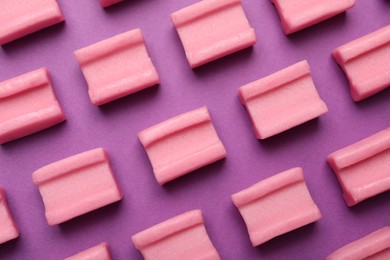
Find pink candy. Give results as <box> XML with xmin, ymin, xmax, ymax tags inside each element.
<box><xmin>327</xmin><ymin>226</ymin><xmax>390</xmax><ymax>260</ymax></box>
<box><xmin>32</xmin><ymin>148</ymin><xmax>123</xmax><ymax>225</ymax></box>
<box><xmin>74</xmin><ymin>29</ymin><xmax>160</xmax><ymax>106</ymax></box>
<box><xmin>232</xmin><ymin>167</ymin><xmax>322</xmax><ymax>246</ymax></box>
<box><xmin>271</xmin><ymin>0</ymin><xmax>356</xmax><ymax>34</ymax></box>
<box><xmin>333</xmin><ymin>25</ymin><xmax>390</xmax><ymax>101</ymax></box>
<box><xmin>0</xmin><ymin>187</ymin><xmax>19</xmax><ymax>244</ymax></box>
<box><xmin>238</xmin><ymin>60</ymin><xmax>328</xmax><ymax>139</ymax></box>
<box><xmin>100</xmin><ymin>0</ymin><xmax>123</xmax><ymax>8</ymax></box>
<box><xmin>0</xmin><ymin>0</ymin><xmax>64</xmax><ymax>45</ymax></box>
<box><xmin>139</xmin><ymin>106</ymin><xmax>226</xmax><ymax>185</ymax></box>
<box><xmin>65</xmin><ymin>242</ymin><xmax>111</xmax><ymax>260</ymax></box>
<box><xmin>0</xmin><ymin>68</ymin><xmax>66</xmax><ymax>144</ymax></box>
<box><xmin>132</xmin><ymin>210</ymin><xmax>220</xmax><ymax>260</ymax></box>
<box><xmin>327</xmin><ymin>128</ymin><xmax>390</xmax><ymax>206</ymax></box>
<box><xmin>171</xmin><ymin>0</ymin><xmax>256</xmax><ymax>68</ymax></box>
<box><xmin>0</xmin><ymin>1</ymin><xmax>387</xmax><ymax>258</ymax></box>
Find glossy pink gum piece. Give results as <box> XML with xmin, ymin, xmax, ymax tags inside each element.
<box><xmin>271</xmin><ymin>0</ymin><xmax>355</xmax><ymax>35</ymax></box>
<box><xmin>171</xmin><ymin>0</ymin><xmax>256</xmax><ymax>68</ymax></box>
<box><xmin>138</xmin><ymin>106</ymin><xmax>226</xmax><ymax>185</ymax></box>
<box><xmin>100</xmin><ymin>0</ymin><xmax>123</xmax><ymax>8</ymax></box>
<box><xmin>74</xmin><ymin>28</ymin><xmax>160</xmax><ymax>106</ymax></box>
<box><xmin>238</xmin><ymin>60</ymin><xmax>328</xmax><ymax>139</ymax></box>
<box><xmin>32</xmin><ymin>148</ymin><xmax>123</xmax><ymax>225</ymax></box>
<box><xmin>231</xmin><ymin>167</ymin><xmax>322</xmax><ymax>246</ymax></box>
<box><xmin>0</xmin><ymin>68</ymin><xmax>66</xmax><ymax>144</ymax></box>
<box><xmin>332</xmin><ymin>25</ymin><xmax>390</xmax><ymax>101</ymax></box>
<box><xmin>0</xmin><ymin>188</ymin><xmax>19</xmax><ymax>244</ymax></box>
<box><xmin>0</xmin><ymin>0</ymin><xmax>64</xmax><ymax>45</ymax></box>
<box><xmin>327</xmin><ymin>226</ymin><xmax>390</xmax><ymax>260</ymax></box>
<box><xmin>327</xmin><ymin>128</ymin><xmax>390</xmax><ymax>206</ymax></box>
<box><xmin>65</xmin><ymin>242</ymin><xmax>111</xmax><ymax>260</ymax></box>
<box><xmin>132</xmin><ymin>210</ymin><xmax>220</xmax><ymax>260</ymax></box>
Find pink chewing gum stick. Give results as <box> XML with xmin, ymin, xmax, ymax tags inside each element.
<box><xmin>74</xmin><ymin>28</ymin><xmax>160</xmax><ymax>106</ymax></box>
<box><xmin>100</xmin><ymin>0</ymin><xmax>123</xmax><ymax>8</ymax></box>
<box><xmin>132</xmin><ymin>210</ymin><xmax>220</xmax><ymax>260</ymax></box>
<box><xmin>0</xmin><ymin>68</ymin><xmax>66</xmax><ymax>144</ymax></box>
<box><xmin>231</xmin><ymin>167</ymin><xmax>322</xmax><ymax>246</ymax></box>
<box><xmin>32</xmin><ymin>148</ymin><xmax>123</xmax><ymax>225</ymax></box>
<box><xmin>238</xmin><ymin>60</ymin><xmax>328</xmax><ymax>139</ymax></box>
<box><xmin>327</xmin><ymin>128</ymin><xmax>390</xmax><ymax>206</ymax></box>
<box><xmin>0</xmin><ymin>187</ymin><xmax>19</xmax><ymax>244</ymax></box>
<box><xmin>327</xmin><ymin>226</ymin><xmax>390</xmax><ymax>260</ymax></box>
<box><xmin>171</xmin><ymin>0</ymin><xmax>256</xmax><ymax>68</ymax></box>
<box><xmin>0</xmin><ymin>0</ymin><xmax>64</xmax><ymax>45</ymax></box>
<box><xmin>271</xmin><ymin>0</ymin><xmax>355</xmax><ymax>35</ymax></box>
<box><xmin>138</xmin><ymin>106</ymin><xmax>226</xmax><ymax>185</ymax></box>
<box><xmin>65</xmin><ymin>242</ymin><xmax>111</xmax><ymax>260</ymax></box>
<box><xmin>332</xmin><ymin>25</ymin><xmax>390</xmax><ymax>101</ymax></box>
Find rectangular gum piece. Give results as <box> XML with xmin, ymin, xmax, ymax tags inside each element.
<box><xmin>332</xmin><ymin>25</ymin><xmax>390</xmax><ymax>101</ymax></box>
<box><xmin>0</xmin><ymin>68</ymin><xmax>66</xmax><ymax>144</ymax></box>
<box><xmin>65</xmin><ymin>242</ymin><xmax>111</xmax><ymax>260</ymax></box>
<box><xmin>327</xmin><ymin>128</ymin><xmax>390</xmax><ymax>206</ymax></box>
<box><xmin>231</xmin><ymin>167</ymin><xmax>322</xmax><ymax>246</ymax></box>
<box><xmin>74</xmin><ymin>28</ymin><xmax>160</xmax><ymax>106</ymax></box>
<box><xmin>0</xmin><ymin>0</ymin><xmax>64</xmax><ymax>45</ymax></box>
<box><xmin>131</xmin><ymin>210</ymin><xmax>220</xmax><ymax>260</ymax></box>
<box><xmin>171</xmin><ymin>0</ymin><xmax>256</xmax><ymax>68</ymax></box>
<box><xmin>32</xmin><ymin>148</ymin><xmax>123</xmax><ymax>225</ymax></box>
<box><xmin>138</xmin><ymin>106</ymin><xmax>226</xmax><ymax>185</ymax></box>
<box><xmin>99</xmin><ymin>0</ymin><xmax>123</xmax><ymax>8</ymax></box>
<box><xmin>0</xmin><ymin>187</ymin><xmax>19</xmax><ymax>244</ymax></box>
<box><xmin>327</xmin><ymin>226</ymin><xmax>390</xmax><ymax>260</ymax></box>
<box><xmin>238</xmin><ymin>60</ymin><xmax>328</xmax><ymax>139</ymax></box>
<box><xmin>271</xmin><ymin>0</ymin><xmax>355</xmax><ymax>34</ymax></box>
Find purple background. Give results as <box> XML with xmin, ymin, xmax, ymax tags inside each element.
<box><xmin>1</xmin><ymin>0</ymin><xmax>389</xmax><ymax>259</ymax></box>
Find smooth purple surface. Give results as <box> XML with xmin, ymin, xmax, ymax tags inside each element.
<box><xmin>0</xmin><ymin>0</ymin><xmax>389</xmax><ymax>259</ymax></box>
